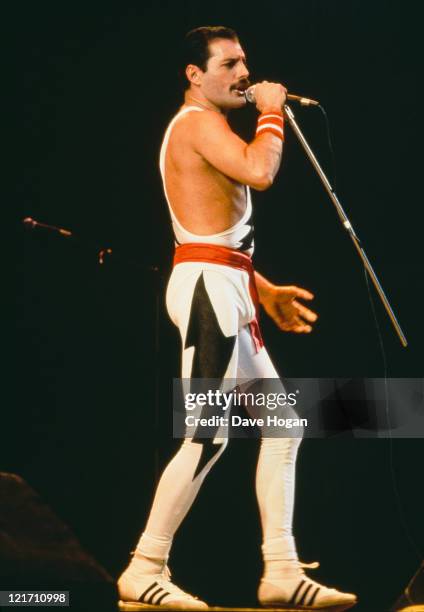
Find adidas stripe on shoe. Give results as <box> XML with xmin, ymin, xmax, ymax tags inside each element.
<box><xmin>258</xmin><ymin>561</ymin><xmax>357</xmax><ymax>610</ymax></box>
<box><xmin>118</xmin><ymin>565</ymin><xmax>208</xmax><ymax>610</ymax></box>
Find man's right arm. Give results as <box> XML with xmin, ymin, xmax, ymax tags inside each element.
<box><xmin>189</xmin><ymin>82</ymin><xmax>287</xmax><ymax>191</ymax></box>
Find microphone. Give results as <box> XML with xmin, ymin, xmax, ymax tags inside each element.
<box><xmin>22</xmin><ymin>217</ymin><xmax>73</xmax><ymax>236</ymax></box>
<box><xmin>22</xmin><ymin>217</ymin><xmax>114</xmax><ymax>265</ymax></box>
<box><xmin>244</xmin><ymin>85</ymin><xmax>319</xmax><ymax>107</ymax></box>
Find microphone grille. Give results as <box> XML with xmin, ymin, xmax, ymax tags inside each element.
<box><xmin>244</xmin><ymin>85</ymin><xmax>256</xmax><ymax>104</ymax></box>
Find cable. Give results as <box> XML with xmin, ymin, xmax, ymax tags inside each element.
<box><xmin>363</xmin><ymin>267</ymin><xmax>422</xmax><ymax>562</ymax></box>
<box><xmin>317</xmin><ymin>104</ymin><xmax>337</xmax><ymax>191</ymax></box>
<box><xmin>313</xmin><ymin>106</ymin><xmax>422</xmax><ymax>561</ymax></box>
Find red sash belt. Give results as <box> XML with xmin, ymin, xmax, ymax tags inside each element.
<box><xmin>173</xmin><ymin>243</ymin><xmax>264</xmax><ymax>353</ymax></box>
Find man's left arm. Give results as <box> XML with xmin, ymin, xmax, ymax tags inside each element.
<box><xmin>254</xmin><ymin>271</ymin><xmax>318</xmax><ymax>333</ymax></box>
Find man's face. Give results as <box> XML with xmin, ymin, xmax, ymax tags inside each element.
<box><xmin>198</xmin><ymin>38</ymin><xmax>250</xmax><ymax>110</ymax></box>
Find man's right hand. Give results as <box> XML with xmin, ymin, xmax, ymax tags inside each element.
<box><xmin>254</xmin><ymin>81</ymin><xmax>287</xmax><ymax>113</ymax></box>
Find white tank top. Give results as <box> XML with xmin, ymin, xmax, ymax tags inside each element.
<box><xmin>159</xmin><ymin>106</ymin><xmax>255</xmax><ymax>255</ymax></box>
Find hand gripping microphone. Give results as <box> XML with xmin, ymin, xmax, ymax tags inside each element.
<box><xmin>244</xmin><ymin>85</ymin><xmax>319</xmax><ymax>107</ymax></box>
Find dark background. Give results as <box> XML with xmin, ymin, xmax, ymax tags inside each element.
<box><xmin>7</xmin><ymin>2</ymin><xmax>423</xmax><ymax>611</ymax></box>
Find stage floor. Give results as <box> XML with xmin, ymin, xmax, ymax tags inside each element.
<box><xmin>118</xmin><ymin>603</ymin><xmax>357</xmax><ymax>612</ymax></box>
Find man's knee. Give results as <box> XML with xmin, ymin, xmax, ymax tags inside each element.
<box><xmin>259</xmin><ymin>436</ymin><xmax>302</xmax><ymax>458</ymax></box>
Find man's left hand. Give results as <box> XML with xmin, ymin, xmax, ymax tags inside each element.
<box><xmin>260</xmin><ymin>285</ymin><xmax>318</xmax><ymax>333</ymax></box>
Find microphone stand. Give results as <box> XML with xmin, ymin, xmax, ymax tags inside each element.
<box><xmin>22</xmin><ymin>217</ymin><xmax>164</xmax><ymax>479</ymax></box>
<box><xmin>283</xmin><ymin>104</ymin><xmax>408</xmax><ymax>347</ymax></box>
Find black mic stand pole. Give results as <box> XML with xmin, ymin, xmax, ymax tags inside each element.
<box><xmin>283</xmin><ymin>104</ymin><xmax>408</xmax><ymax>347</ymax></box>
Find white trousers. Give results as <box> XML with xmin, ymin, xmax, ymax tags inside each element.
<box><xmin>138</xmin><ymin>263</ymin><xmax>302</xmax><ymax>564</ymax></box>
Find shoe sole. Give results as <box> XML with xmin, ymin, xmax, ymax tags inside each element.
<box><xmin>260</xmin><ymin>602</ymin><xmax>357</xmax><ymax>611</ymax></box>
<box><xmin>119</xmin><ymin>602</ymin><xmax>357</xmax><ymax>611</ymax></box>
<box><xmin>119</xmin><ymin>600</ymin><xmax>207</xmax><ymax>611</ymax></box>
<box><xmin>119</xmin><ymin>603</ymin><xmax>159</xmax><ymax>611</ymax></box>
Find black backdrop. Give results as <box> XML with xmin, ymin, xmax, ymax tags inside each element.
<box><xmin>8</xmin><ymin>2</ymin><xmax>423</xmax><ymax>611</ymax></box>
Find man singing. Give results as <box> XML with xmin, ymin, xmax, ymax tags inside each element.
<box><xmin>118</xmin><ymin>26</ymin><xmax>357</xmax><ymax>611</ymax></box>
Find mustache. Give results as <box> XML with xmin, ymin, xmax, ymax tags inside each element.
<box><xmin>231</xmin><ymin>79</ymin><xmax>251</xmax><ymax>91</ymax></box>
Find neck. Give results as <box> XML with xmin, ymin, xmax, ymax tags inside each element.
<box><xmin>184</xmin><ymin>92</ymin><xmax>226</xmax><ymax>116</ymax></box>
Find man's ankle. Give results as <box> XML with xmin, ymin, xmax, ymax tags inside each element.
<box><xmin>127</xmin><ymin>549</ymin><xmax>166</xmax><ymax>576</ymax></box>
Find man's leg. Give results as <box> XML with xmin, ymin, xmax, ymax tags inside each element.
<box><xmin>236</xmin><ymin>326</ymin><xmax>303</xmax><ymax>573</ymax></box>
<box><xmin>119</xmin><ymin>268</ymin><xmax>241</xmax><ymax>608</ymax></box>
<box><xmin>237</xmin><ymin>327</ymin><xmax>357</xmax><ymax>609</ymax></box>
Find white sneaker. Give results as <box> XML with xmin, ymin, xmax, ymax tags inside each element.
<box><xmin>118</xmin><ymin>564</ymin><xmax>208</xmax><ymax>610</ymax></box>
<box><xmin>258</xmin><ymin>561</ymin><xmax>357</xmax><ymax>610</ymax></box>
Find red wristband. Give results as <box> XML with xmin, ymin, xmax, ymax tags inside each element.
<box><xmin>256</xmin><ymin>111</ymin><xmax>285</xmax><ymax>141</ymax></box>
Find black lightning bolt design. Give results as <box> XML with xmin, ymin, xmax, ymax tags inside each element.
<box><xmin>184</xmin><ymin>273</ymin><xmax>237</xmax><ymax>378</ymax></box>
<box><xmin>238</xmin><ymin>223</ymin><xmax>254</xmax><ymax>252</ymax></box>
<box><xmin>184</xmin><ymin>273</ymin><xmax>237</xmax><ymax>478</ymax></box>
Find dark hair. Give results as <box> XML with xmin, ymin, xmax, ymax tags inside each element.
<box><xmin>179</xmin><ymin>26</ymin><xmax>238</xmax><ymax>90</ymax></box>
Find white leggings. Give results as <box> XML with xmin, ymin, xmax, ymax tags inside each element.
<box><xmin>139</xmin><ymin>263</ymin><xmax>302</xmax><ymax>563</ymax></box>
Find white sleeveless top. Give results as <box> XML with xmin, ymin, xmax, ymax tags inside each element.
<box><xmin>159</xmin><ymin>106</ymin><xmax>254</xmax><ymax>255</ymax></box>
